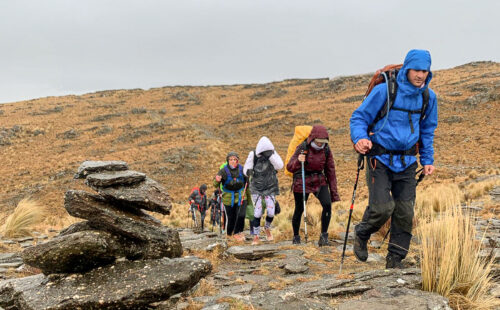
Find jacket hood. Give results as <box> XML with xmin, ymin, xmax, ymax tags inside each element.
<box><xmin>397</xmin><ymin>49</ymin><xmax>433</xmax><ymax>95</ymax></box>
<box><xmin>307</xmin><ymin>125</ymin><xmax>329</xmax><ymax>144</ymax></box>
<box><xmin>256</xmin><ymin>136</ymin><xmax>275</xmax><ymax>154</ymax></box>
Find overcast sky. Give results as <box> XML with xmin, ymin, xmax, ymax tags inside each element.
<box><xmin>0</xmin><ymin>0</ymin><xmax>499</xmax><ymax>103</ymax></box>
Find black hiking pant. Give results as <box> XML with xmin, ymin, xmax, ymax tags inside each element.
<box><xmin>225</xmin><ymin>202</ymin><xmax>246</xmax><ymax>236</ymax></box>
<box><xmin>355</xmin><ymin>159</ymin><xmax>417</xmax><ymax>259</ymax></box>
<box><xmin>292</xmin><ymin>185</ymin><xmax>332</xmax><ymax>236</ymax></box>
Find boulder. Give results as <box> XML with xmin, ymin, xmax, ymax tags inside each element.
<box><xmin>88</xmin><ymin>177</ymin><xmax>172</xmax><ymax>215</ymax></box>
<box><xmin>0</xmin><ymin>257</ymin><xmax>212</xmax><ymax>310</ymax></box>
<box><xmin>85</xmin><ymin>170</ymin><xmax>146</xmax><ymax>188</ymax></box>
<box><xmin>74</xmin><ymin>160</ymin><xmax>128</xmax><ymax>179</ymax></box>
<box><xmin>64</xmin><ymin>190</ymin><xmax>182</xmax><ymax>259</ymax></box>
<box><xmin>21</xmin><ymin>230</ymin><xmax>135</xmax><ymax>274</ymax></box>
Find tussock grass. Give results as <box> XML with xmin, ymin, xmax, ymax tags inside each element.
<box><xmin>466</xmin><ymin>169</ymin><xmax>479</xmax><ymax>180</ymax></box>
<box><xmin>1</xmin><ymin>198</ymin><xmax>45</xmax><ymax>238</ymax></box>
<box><xmin>463</xmin><ymin>179</ymin><xmax>500</xmax><ymax>201</ymax></box>
<box><xmin>415</xmin><ymin>183</ymin><xmax>462</xmax><ymax>215</ymax></box>
<box><xmin>417</xmin><ymin>205</ymin><xmax>499</xmax><ymax>310</ymax></box>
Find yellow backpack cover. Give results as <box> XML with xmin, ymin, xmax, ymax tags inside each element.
<box><xmin>284</xmin><ymin>125</ymin><xmax>312</xmax><ymax>176</ymax></box>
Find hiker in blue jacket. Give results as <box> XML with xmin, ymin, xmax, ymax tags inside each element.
<box><xmin>350</xmin><ymin>49</ymin><xmax>438</xmax><ymax>268</ymax></box>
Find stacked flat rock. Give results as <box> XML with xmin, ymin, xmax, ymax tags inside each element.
<box><xmin>22</xmin><ymin>160</ymin><xmax>182</xmax><ymax>275</ymax></box>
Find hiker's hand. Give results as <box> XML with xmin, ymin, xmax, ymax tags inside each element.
<box><xmin>354</xmin><ymin>139</ymin><xmax>372</xmax><ymax>154</ymax></box>
<box><xmin>298</xmin><ymin>154</ymin><xmax>306</xmax><ymax>162</ymax></box>
<box><xmin>215</xmin><ymin>175</ymin><xmax>222</xmax><ymax>182</ymax></box>
<box><xmin>423</xmin><ymin>165</ymin><xmax>434</xmax><ymax>175</ymax></box>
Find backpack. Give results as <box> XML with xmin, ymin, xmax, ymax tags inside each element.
<box><xmin>251</xmin><ymin>150</ymin><xmax>279</xmax><ymax>195</ymax></box>
<box><xmin>284</xmin><ymin>126</ymin><xmax>312</xmax><ymax>176</ymax></box>
<box><xmin>364</xmin><ymin>64</ymin><xmax>430</xmax><ymax>135</ymax></box>
<box><xmin>189</xmin><ymin>187</ymin><xmax>206</xmax><ymax>211</ymax></box>
<box><xmin>284</xmin><ymin>125</ymin><xmax>330</xmax><ymax>177</ymax></box>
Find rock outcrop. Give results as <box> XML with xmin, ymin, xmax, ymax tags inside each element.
<box><xmin>2</xmin><ymin>161</ymin><xmax>210</xmax><ymax>309</ymax></box>
<box><xmin>21</xmin><ymin>161</ymin><xmax>181</xmax><ymax>274</ymax></box>
<box><xmin>0</xmin><ymin>257</ymin><xmax>211</xmax><ymax>310</ymax></box>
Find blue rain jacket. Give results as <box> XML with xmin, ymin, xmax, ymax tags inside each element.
<box><xmin>350</xmin><ymin>49</ymin><xmax>438</xmax><ymax>172</ymax></box>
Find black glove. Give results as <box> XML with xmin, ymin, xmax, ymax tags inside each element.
<box><xmin>247</xmin><ymin>169</ymin><xmax>254</xmax><ymax>177</ymax></box>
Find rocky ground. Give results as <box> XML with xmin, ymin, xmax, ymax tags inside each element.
<box><xmin>0</xmin><ymin>218</ymin><xmax>498</xmax><ymax>309</ymax></box>
<box><xmin>0</xmin><ymin>173</ymin><xmax>498</xmax><ymax>309</ymax></box>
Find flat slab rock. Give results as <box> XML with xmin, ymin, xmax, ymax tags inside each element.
<box><xmin>85</xmin><ymin>170</ymin><xmax>146</xmax><ymax>188</ymax></box>
<box><xmin>0</xmin><ymin>257</ymin><xmax>212</xmax><ymax>310</ymax></box>
<box><xmin>226</xmin><ymin>244</ymin><xmax>278</xmax><ymax>260</ymax></box>
<box><xmin>74</xmin><ymin>160</ymin><xmax>129</xmax><ymax>179</ymax></box>
<box><xmin>64</xmin><ymin>190</ymin><xmax>179</xmax><ymax>244</ymax></box>
<box><xmin>339</xmin><ymin>287</ymin><xmax>451</xmax><ymax>310</ymax></box>
<box><xmin>89</xmin><ymin>177</ymin><xmax>172</xmax><ymax>215</ymax></box>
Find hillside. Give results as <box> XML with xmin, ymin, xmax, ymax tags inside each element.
<box><xmin>0</xmin><ymin>61</ymin><xmax>499</xmax><ymax>225</ymax></box>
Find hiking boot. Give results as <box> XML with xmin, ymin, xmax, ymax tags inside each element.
<box><xmin>265</xmin><ymin>228</ymin><xmax>273</xmax><ymax>241</ymax></box>
<box><xmin>386</xmin><ymin>253</ymin><xmax>404</xmax><ymax>269</ymax></box>
<box><xmin>252</xmin><ymin>235</ymin><xmax>260</xmax><ymax>245</ymax></box>
<box><xmin>318</xmin><ymin>232</ymin><xmax>329</xmax><ymax>247</ymax></box>
<box><xmin>353</xmin><ymin>232</ymin><xmax>368</xmax><ymax>262</ymax></box>
<box><xmin>292</xmin><ymin>235</ymin><xmax>301</xmax><ymax>245</ymax></box>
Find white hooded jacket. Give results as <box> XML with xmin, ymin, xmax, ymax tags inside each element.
<box><xmin>243</xmin><ymin>136</ymin><xmax>284</xmax><ymax>175</ymax></box>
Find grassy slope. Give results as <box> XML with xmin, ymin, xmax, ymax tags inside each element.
<box><xmin>0</xmin><ymin>61</ymin><xmax>498</xmax><ymax>226</ymax></box>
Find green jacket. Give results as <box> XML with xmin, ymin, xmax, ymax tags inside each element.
<box><xmin>213</xmin><ymin>163</ymin><xmax>253</xmax><ymax>219</ymax></box>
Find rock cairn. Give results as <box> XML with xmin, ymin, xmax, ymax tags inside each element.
<box><xmin>0</xmin><ymin>161</ymin><xmax>211</xmax><ymax>309</ymax></box>
<box><xmin>22</xmin><ymin>160</ymin><xmax>182</xmax><ymax>274</ymax></box>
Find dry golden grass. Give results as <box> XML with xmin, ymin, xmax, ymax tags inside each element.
<box><xmin>216</xmin><ymin>297</ymin><xmax>255</xmax><ymax>310</ymax></box>
<box><xmin>1</xmin><ymin>198</ymin><xmax>45</xmax><ymax>238</ymax></box>
<box><xmin>415</xmin><ymin>183</ymin><xmax>462</xmax><ymax>215</ymax></box>
<box><xmin>186</xmin><ymin>245</ymin><xmax>226</xmax><ymax>271</ymax></box>
<box><xmin>268</xmin><ymin>277</ymin><xmax>293</xmax><ymax>290</ymax></box>
<box><xmin>463</xmin><ymin>179</ymin><xmax>500</xmax><ymax>201</ymax></box>
<box><xmin>191</xmin><ymin>279</ymin><xmax>218</xmax><ymax>297</ymax></box>
<box><xmin>417</xmin><ymin>205</ymin><xmax>499</xmax><ymax>310</ymax></box>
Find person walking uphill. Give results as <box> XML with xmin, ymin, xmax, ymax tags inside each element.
<box><xmin>214</xmin><ymin>151</ymin><xmax>252</xmax><ymax>242</ymax></box>
<box><xmin>286</xmin><ymin>125</ymin><xmax>340</xmax><ymax>246</ymax></box>
<box><xmin>188</xmin><ymin>184</ymin><xmax>208</xmax><ymax>232</ymax></box>
<box><xmin>243</xmin><ymin>136</ymin><xmax>284</xmax><ymax>245</ymax></box>
<box><xmin>350</xmin><ymin>49</ymin><xmax>438</xmax><ymax>268</ymax></box>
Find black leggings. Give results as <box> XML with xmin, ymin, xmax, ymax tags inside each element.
<box><xmin>292</xmin><ymin>185</ymin><xmax>331</xmax><ymax>235</ymax></box>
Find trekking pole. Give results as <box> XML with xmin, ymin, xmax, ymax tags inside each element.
<box><xmin>339</xmin><ymin>154</ymin><xmax>364</xmax><ymax>274</ymax></box>
<box><xmin>377</xmin><ymin>167</ymin><xmax>426</xmax><ymax>249</ymax></box>
<box><xmin>211</xmin><ymin>204</ymin><xmax>214</xmax><ymax>232</ymax></box>
<box><xmin>301</xmin><ymin>150</ymin><xmax>308</xmax><ymax>244</ymax></box>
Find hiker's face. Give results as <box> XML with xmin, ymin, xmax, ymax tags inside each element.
<box><xmin>407</xmin><ymin>69</ymin><xmax>429</xmax><ymax>88</ymax></box>
<box><xmin>314</xmin><ymin>140</ymin><xmax>324</xmax><ymax>147</ymax></box>
<box><xmin>228</xmin><ymin>156</ymin><xmax>238</xmax><ymax>168</ymax></box>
